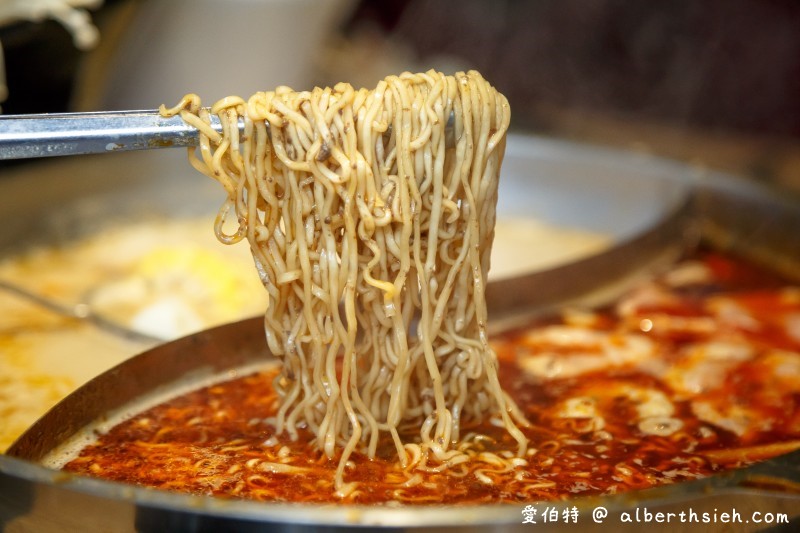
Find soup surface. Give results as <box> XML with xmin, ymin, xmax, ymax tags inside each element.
<box><xmin>58</xmin><ymin>250</ymin><xmax>800</xmax><ymax>504</ymax></box>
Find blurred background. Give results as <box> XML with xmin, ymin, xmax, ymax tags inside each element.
<box><xmin>1</xmin><ymin>0</ymin><xmax>799</xmax><ymax>192</ymax></box>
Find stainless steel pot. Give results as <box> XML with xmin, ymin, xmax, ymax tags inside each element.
<box><xmin>1</xmin><ymin>136</ymin><xmax>799</xmax><ymax>532</ymax></box>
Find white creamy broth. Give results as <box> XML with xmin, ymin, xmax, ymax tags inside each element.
<box><xmin>491</xmin><ymin>217</ymin><xmax>610</xmax><ymax>278</ymax></box>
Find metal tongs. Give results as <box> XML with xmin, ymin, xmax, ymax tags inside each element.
<box><xmin>0</xmin><ymin>110</ymin><xmax>234</xmax><ymax>160</ymax></box>
<box><xmin>0</xmin><ymin>109</ymin><xmax>458</xmax><ymax>160</ymax></box>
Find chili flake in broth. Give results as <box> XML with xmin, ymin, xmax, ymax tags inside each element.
<box><xmin>63</xmin><ymin>251</ymin><xmax>800</xmax><ymax>504</ymax></box>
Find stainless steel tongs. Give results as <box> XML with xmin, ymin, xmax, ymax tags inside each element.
<box><xmin>0</xmin><ymin>109</ymin><xmax>459</xmax><ymax>160</ymax></box>
<box><xmin>0</xmin><ymin>110</ymin><xmax>231</xmax><ymax>160</ymax></box>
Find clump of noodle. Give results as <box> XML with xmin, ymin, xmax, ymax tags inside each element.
<box><xmin>160</xmin><ymin>70</ymin><xmax>528</xmax><ymax>493</ymax></box>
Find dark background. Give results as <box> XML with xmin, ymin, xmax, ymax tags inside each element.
<box><xmin>349</xmin><ymin>0</ymin><xmax>800</xmax><ymax>137</ymax></box>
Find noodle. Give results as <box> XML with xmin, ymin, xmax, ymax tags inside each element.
<box><xmin>160</xmin><ymin>70</ymin><xmax>528</xmax><ymax>491</ymax></box>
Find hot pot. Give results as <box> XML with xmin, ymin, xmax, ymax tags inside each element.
<box><xmin>1</xmin><ymin>135</ymin><xmax>799</xmax><ymax>532</ymax></box>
